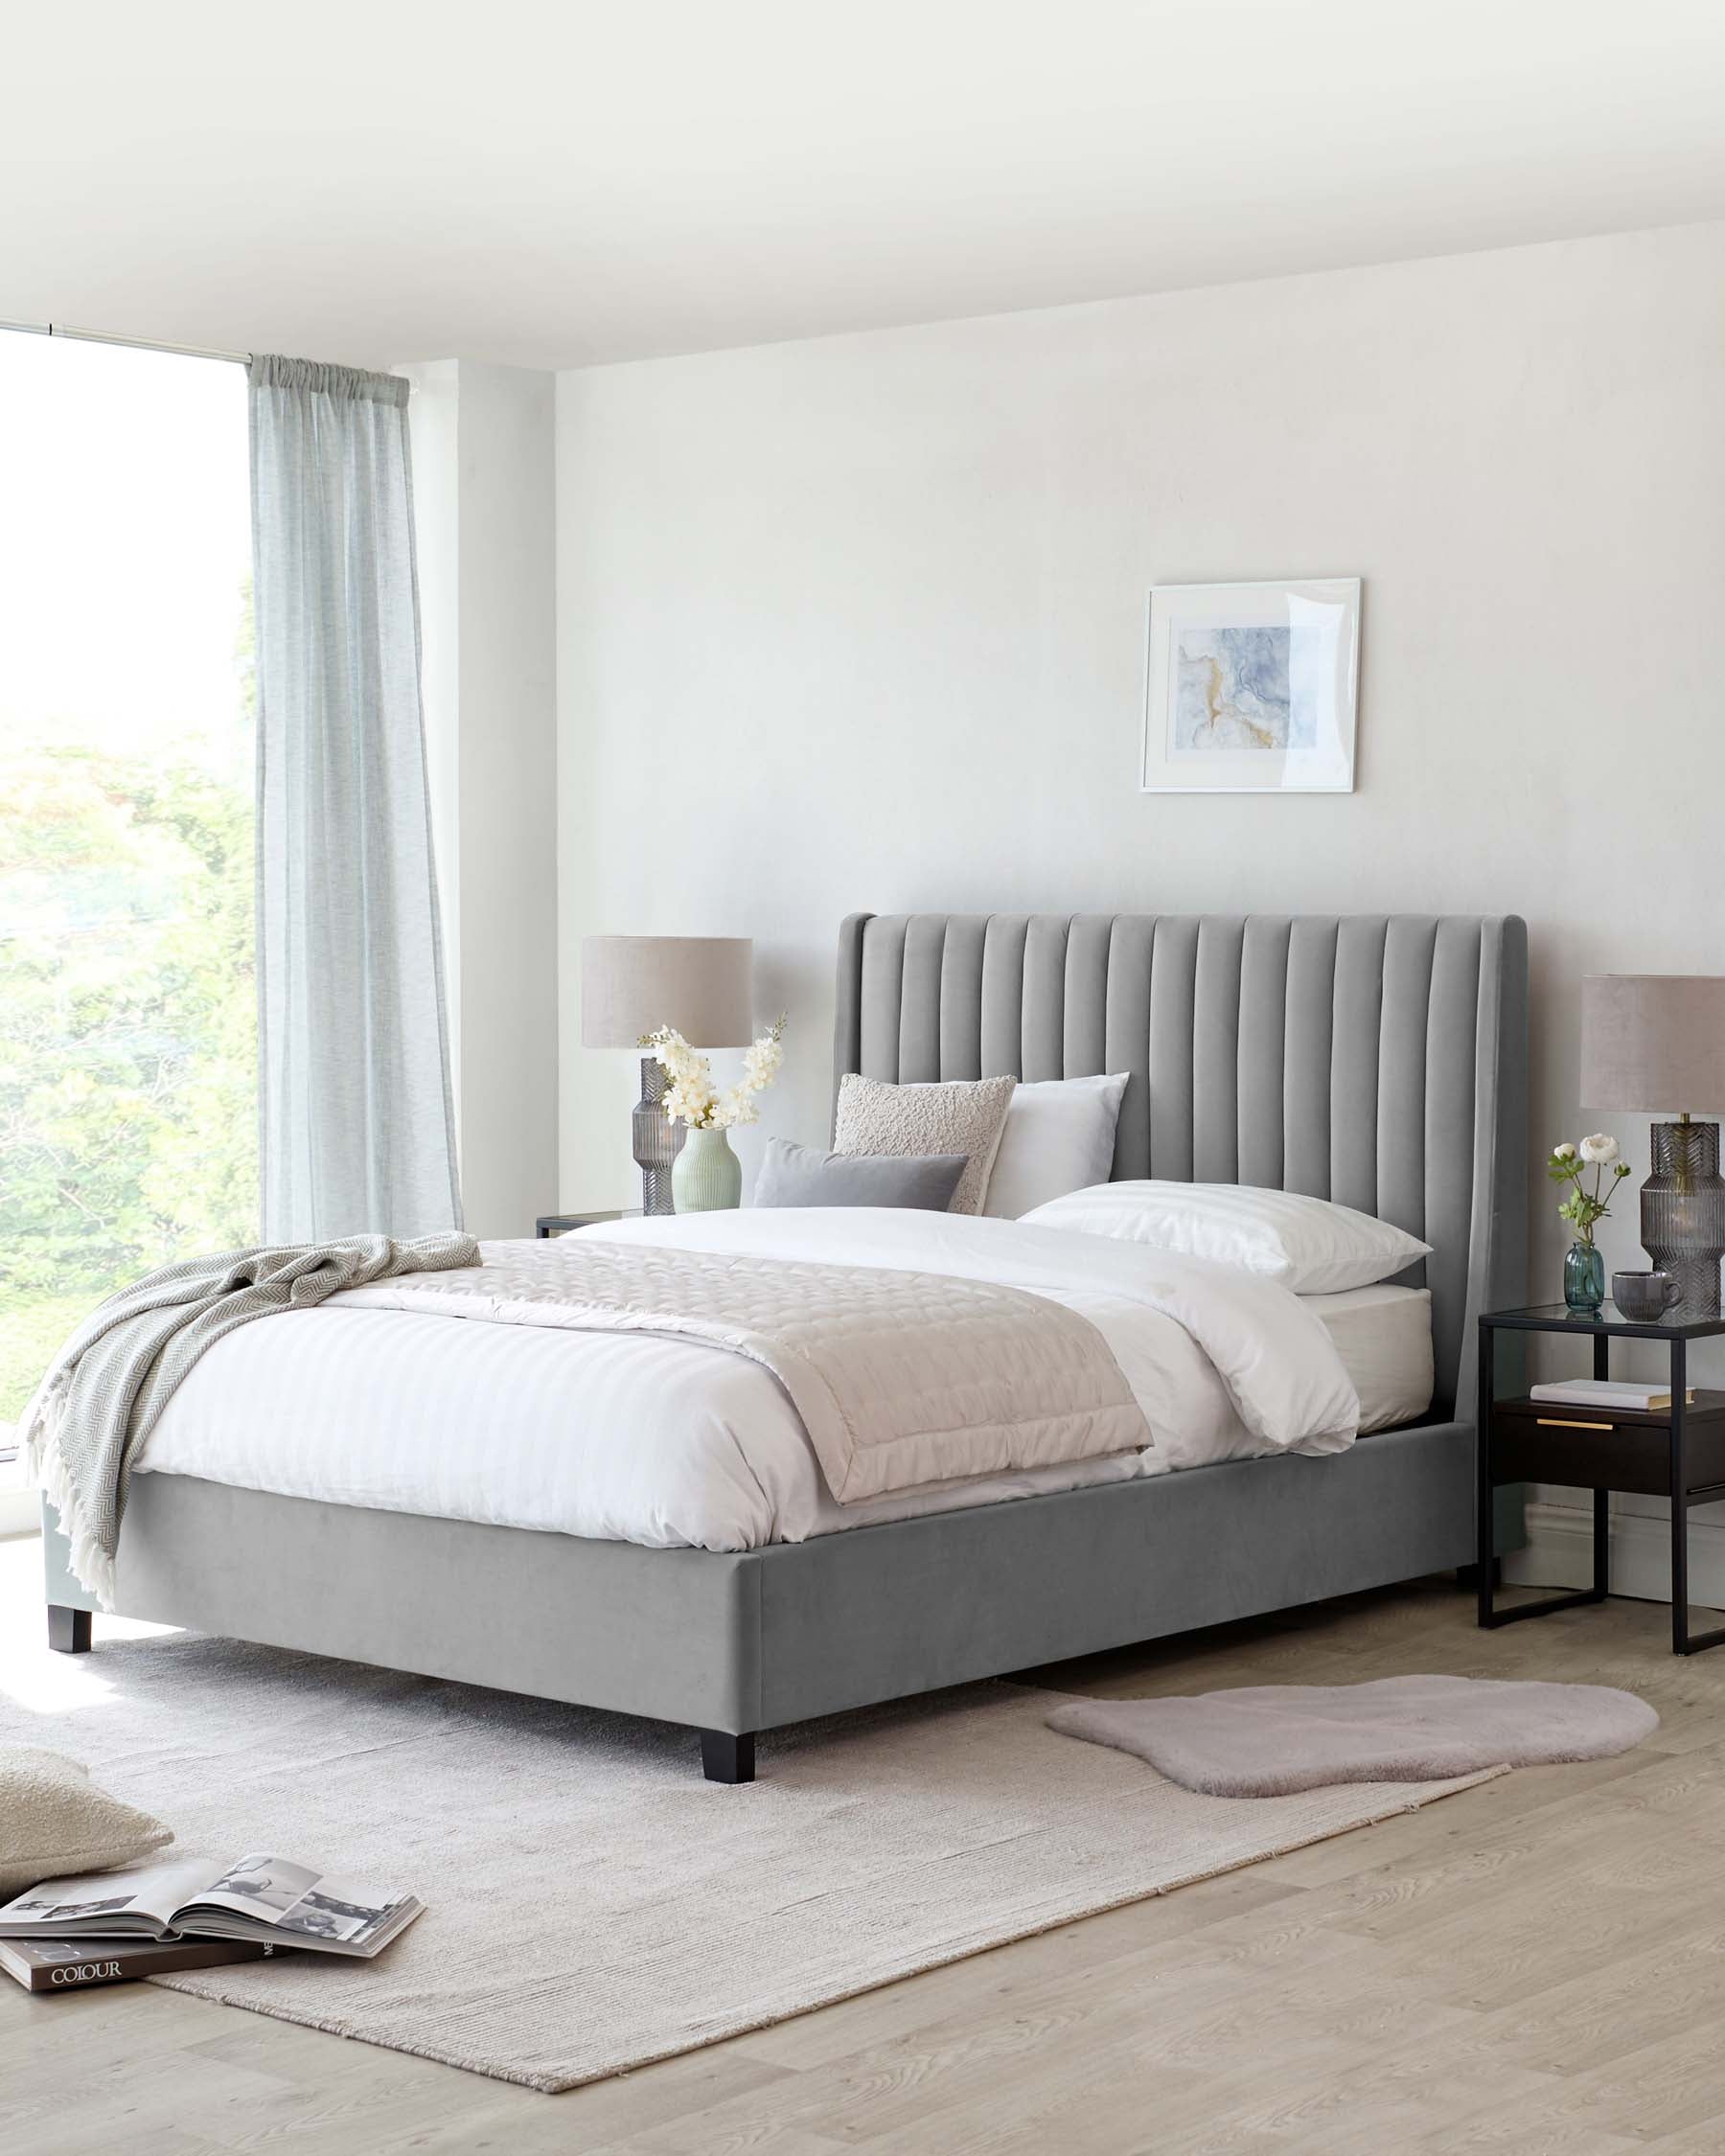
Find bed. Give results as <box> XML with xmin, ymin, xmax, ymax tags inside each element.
<box><xmin>42</xmin><ymin>910</ymin><xmax>1529</xmax><ymax>1783</ymax></box>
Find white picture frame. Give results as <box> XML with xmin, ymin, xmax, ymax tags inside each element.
<box><xmin>1140</xmin><ymin>577</ymin><xmax>1361</xmax><ymax>794</ymax></box>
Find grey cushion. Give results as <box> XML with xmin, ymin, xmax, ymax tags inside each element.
<box><xmin>832</xmin><ymin>1072</ymin><xmax>1018</xmax><ymax>1215</ymax></box>
<box><xmin>753</xmin><ymin>1137</ymin><xmax>967</xmax><ymax>1211</ymax></box>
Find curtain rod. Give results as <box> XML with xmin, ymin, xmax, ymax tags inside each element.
<box><xmin>0</xmin><ymin>318</ymin><xmax>251</xmax><ymax>366</ymax></box>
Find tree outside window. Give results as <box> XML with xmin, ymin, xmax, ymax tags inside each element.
<box><xmin>0</xmin><ymin>336</ymin><xmax>255</xmax><ymax>1426</ymax></box>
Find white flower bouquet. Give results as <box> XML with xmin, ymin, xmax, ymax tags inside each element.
<box><xmin>1548</xmin><ymin>1132</ymin><xmax>1630</xmax><ymax>1246</ymax></box>
<box><xmin>640</xmin><ymin>1014</ymin><xmax>787</xmax><ymax>1131</ymax></box>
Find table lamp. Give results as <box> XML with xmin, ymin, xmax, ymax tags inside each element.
<box><xmin>581</xmin><ymin>936</ymin><xmax>753</xmax><ymax>1214</ymax></box>
<box><xmin>1580</xmin><ymin>973</ymin><xmax>1725</xmax><ymax>1319</ymax></box>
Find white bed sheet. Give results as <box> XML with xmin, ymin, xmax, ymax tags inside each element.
<box><xmin>133</xmin><ymin>1211</ymin><xmax>1407</xmax><ymax>1553</ymax></box>
<box><xmin>1303</xmin><ymin>1284</ymin><xmax>1433</xmax><ymax>1434</ymax></box>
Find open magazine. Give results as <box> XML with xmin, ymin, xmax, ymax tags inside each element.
<box><xmin>0</xmin><ymin>1853</ymin><xmax>422</xmax><ymax>1958</ymax></box>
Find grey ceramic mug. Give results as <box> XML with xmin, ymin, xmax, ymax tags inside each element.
<box><xmin>1613</xmin><ymin>1270</ymin><xmax>1682</xmax><ymax>1321</ymax></box>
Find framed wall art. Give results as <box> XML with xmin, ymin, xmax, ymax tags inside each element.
<box><xmin>1140</xmin><ymin>577</ymin><xmax>1360</xmax><ymax>793</ymax></box>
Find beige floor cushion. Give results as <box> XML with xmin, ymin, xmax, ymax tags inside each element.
<box><xmin>0</xmin><ymin>1745</ymin><xmax>173</xmax><ymax>1894</ymax></box>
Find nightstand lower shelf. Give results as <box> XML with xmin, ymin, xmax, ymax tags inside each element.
<box><xmin>1479</xmin><ymin>1485</ymin><xmax>1725</xmax><ymax>1654</ymax></box>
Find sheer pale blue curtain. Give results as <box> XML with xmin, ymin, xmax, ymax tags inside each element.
<box><xmin>249</xmin><ymin>355</ymin><xmax>461</xmax><ymax>1240</ymax></box>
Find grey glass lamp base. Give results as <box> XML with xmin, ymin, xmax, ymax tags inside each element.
<box><xmin>1643</xmin><ymin>1117</ymin><xmax>1725</xmax><ymax>1322</ymax></box>
<box><xmin>632</xmin><ymin>1055</ymin><xmax>685</xmax><ymax>1216</ymax></box>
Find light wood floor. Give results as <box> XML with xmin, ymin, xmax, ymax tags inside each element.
<box><xmin>5</xmin><ymin>1551</ymin><xmax>1725</xmax><ymax>2153</ymax></box>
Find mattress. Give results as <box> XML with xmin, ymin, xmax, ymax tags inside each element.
<box><xmin>133</xmin><ymin>1220</ymin><xmax>1433</xmax><ymax>1552</ymax></box>
<box><xmin>1304</xmin><ymin>1284</ymin><xmax>1433</xmax><ymax>1435</ymax></box>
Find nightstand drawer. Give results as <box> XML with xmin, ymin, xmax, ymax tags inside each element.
<box><xmin>1491</xmin><ymin>1396</ymin><xmax>1725</xmax><ymax>1498</ymax></box>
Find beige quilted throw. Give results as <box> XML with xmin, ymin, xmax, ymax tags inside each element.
<box><xmin>344</xmin><ymin>1241</ymin><xmax>1151</xmax><ymax>1502</ymax></box>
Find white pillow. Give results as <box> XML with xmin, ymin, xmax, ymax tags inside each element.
<box><xmin>1022</xmin><ymin>1180</ymin><xmax>1431</xmax><ymax>1294</ymax></box>
<box><xmin>982</xmin><ymin>1074</ymin><xmax>1132</xmax><ymax>1220</ymax></box>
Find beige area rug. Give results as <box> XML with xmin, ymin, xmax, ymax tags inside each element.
<box><xmin>0</xmin><ymin>1627</ymin><xmax>1503</xmax><ymax>2091</ymax></box>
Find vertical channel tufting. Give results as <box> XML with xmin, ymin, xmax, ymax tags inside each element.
<box><xmin>1064</xmin><ymin>917</ymin><xmax>1115</xmax><ymax>1077</ymax></box>
<box><xmin>833</xmin><ymin>908</ymin><xmax>1527</xmax><ymax>1426</ymax></box>
<box><xmin>1148</xmin><ymin>917</ymin><xmax>1200</xmax><ymax>1181</ymax></box>
<box><xmin>1425</xmin><ymin>920</ymin><xmax>1482</xmax><ymax>1397</ymax></box>
<box><xmin>1237</xmin><ymin>918</ymin><xmax>1291</xmax><ymax>1189</ymax></box>
<box><xmin>1376</xmin><ymin>917</ymin><xmax>1439</xmax><ymax>1248</ymax></box>
<box><xmin>858</xmin><ymin>916</ymin><xmax>908</xmax><ymax>1081</ymax></box>
<box><xmin>1330</xmin><ymin>916</ymin><xmax>1388</xmax><ymax>1214</ymax></box>
<box><xmin>1457</xmin><ymin>916</ymin><xmax>1529</xmax><ymax>1411</ymax></box>
<box><xmin>937</xmin><ymin>916</ymin><xmax>988</xmax><ymax>1078</ymax></box>
<box><xmin>897</xmin><ymin>916</ymin><xmax>948</xmax><ymax>1081</ymax></box>
<box><xmin>1021</xmin><ymin>917</ymin><xmax>1070</xmax><ymax>1080</ymax></box>
<box><xmin>1192</xmin><ymin>920</ymin><xmax>1244</xmax><ymax>1183</ymax></box>
<box><xmin>1284</xmin><ymin>918</ymin><xmax>1340</xmax><ymax>1198</ymax></box>
<box><xmin>1105</xmin><ymin>916</ymin><xmax>1155</xmax><ymax>1178</ymax></box>
<box><xmin>979</xmin><ymin>915</ymin><xmax>1029</xmax><ymax>1078</ymax></box>
<box><xmin>832</xmin><ymin>914</ymin><xmax>871</xmax><ymax>1117</ymax></box>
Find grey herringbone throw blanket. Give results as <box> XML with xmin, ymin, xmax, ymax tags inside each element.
<box><xmin>19</xmin><ymin>1232</ymin><xmax>477</xmax><ymax>1606</ymax></box>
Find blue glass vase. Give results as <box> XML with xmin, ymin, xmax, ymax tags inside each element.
<box><xmin>1564</xmin><ymin>1240</ymin><xmax>1605</xmax><ymax>1315</ymax></box>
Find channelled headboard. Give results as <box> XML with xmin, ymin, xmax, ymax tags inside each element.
<box><xmin>834</xmin><ymin>912</ymin><xmax>1528</xmax><ymax>1418</ymax></box>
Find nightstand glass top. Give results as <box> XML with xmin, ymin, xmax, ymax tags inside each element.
<box><xmin>535</xmin><ymin>1209</ymin><xmax>644</xmax><ymax>1237</ymax></box>
<box><xmin>1481</xmin><ymin>1301</ymin><xmax>1725</xmax><ymax>1342</ymax></box>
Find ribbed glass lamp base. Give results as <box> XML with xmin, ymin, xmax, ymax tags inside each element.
<box><xmin>632</xmin><ymin>1055</ymin><xmax>685</xmax><ymax>1217</ymax></box>
<box><xmin>1643</xmin><ymin>1118</ymin><xmax>1725</xmax><ymax>1321</ymax></box>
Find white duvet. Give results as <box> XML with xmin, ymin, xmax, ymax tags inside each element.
<box><xmin>134</xmin><ymin>1208</ymin><xmax>1362</xmax><ymax>1551</ymax></box>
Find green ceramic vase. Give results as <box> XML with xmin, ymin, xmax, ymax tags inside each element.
<box><xmin>672</xmin><ymin>1124</ymin><xmax>743</xmax><ymax>1213</ymax></box>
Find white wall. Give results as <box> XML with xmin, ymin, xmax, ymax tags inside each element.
<box><xmin>556</xmin><ymin>218</ymin><xmax>1725</xmax><ymax>1591</ymax></box>
<box><xmin>558</xmin><ymin>218</ymin><xmax>1725</xmax><ymax>1237</ymax></box>
<box><xmin>406</xmin><ymin>358</ymin><xmax>559</xmax><ymax>1237</ymax></box>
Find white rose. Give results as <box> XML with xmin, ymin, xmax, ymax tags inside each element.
<box><xmin>1552</xmin><ymin>1142</ymin><xmax>1576</xmax><ymax>1160</ymax></box>
<box><xmin>1578</xmin><ymin>1134</ymin><xmax>1620</xmax><ymax>1164</ymax></box>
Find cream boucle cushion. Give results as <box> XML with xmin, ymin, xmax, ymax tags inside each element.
<box><xmin>833</xmin><ymin>1073</ymin><xmax>1018</xmax><ymax>1216</ymax></box>
<box><xmin>0</xmin><ymin>1747</ymin><xmax>172</xmax><ymax>1894</ymax></box>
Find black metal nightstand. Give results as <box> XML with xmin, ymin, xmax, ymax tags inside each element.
<box><xmin>1479</xmin><ymin>1301</ymin><xmax>1725</xmax><ymax>1655</ymax></box>
<box><xmin>535</xmin><ymin>1209</ymin><xmax>643</xmax><ymax>1238</ymax></box>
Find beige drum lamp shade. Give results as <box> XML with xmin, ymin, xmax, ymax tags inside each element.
<box><xmin>581</xmin><ymin>936</ymin><xmax>755</xmax><ymax>1218</ymax></box>
<box><xmin>581</xmin><ymin>936</ymin><xmax>753</xmax><ymax>1049</ymax></box>
<box><xmin>1579</xmin><ymin>975</ymin><xmax>1725</xmax><ymax>1112</ymax></box>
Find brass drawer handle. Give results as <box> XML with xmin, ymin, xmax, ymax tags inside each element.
<box><xmin>1534</xmin><ymin>1416</ymin><xmax>1614</xmax><ymax>1431</ymax></box>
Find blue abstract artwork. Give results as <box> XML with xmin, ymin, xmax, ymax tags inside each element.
<box><xmin>1172</xmin><ymin>624</ymin><xmax>1322</xmax><ymax>753</ymax></box>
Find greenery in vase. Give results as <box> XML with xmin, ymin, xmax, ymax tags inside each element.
<box><xmin>1548</xmin><ymin>1133</ymin><xmax>1630</xmax><ymax>1248</ymax></box>
<box><xmin>640</xmin><ymin>1014</ymin><xmax>787</xmax><ymax>1130</ymax></box>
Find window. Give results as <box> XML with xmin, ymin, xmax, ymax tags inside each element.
<box><xmin>0</xmin><ymin>335</ymin><xmax>255</xmax><ymax>1432</ymax></box>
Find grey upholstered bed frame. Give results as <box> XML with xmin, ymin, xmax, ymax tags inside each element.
<box><xmin>44</xmin><ymin>911</ymin><xmax>1529</xmax><ymax>1784</ymax></box>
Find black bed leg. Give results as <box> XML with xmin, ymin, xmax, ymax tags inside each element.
<box><xmin>47</xmin><ymin>1605</ymin><xmax>92</xmax><ymax>1654</ymax></box>
<box><xmin>700</xmin><ymin>1729</ymin><xmax>755</xmax><ymax>1784</ymax></box>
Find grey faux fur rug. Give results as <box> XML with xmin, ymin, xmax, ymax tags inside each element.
<box><xmin>1047</xmin><ymin>1674</ymin><xmax>1659</xmax><ymax>1797</ymax></box>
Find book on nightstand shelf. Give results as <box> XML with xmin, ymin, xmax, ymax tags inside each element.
<box><xmin>0</xmin><ymin>1850</ymin><xmax>422</xmax><ymax>1980</ymax></box>
<box><xmin>1528</xmin><ymin>1379</ymin><xmax>1694</xmax><ymax>1412</ymax></box>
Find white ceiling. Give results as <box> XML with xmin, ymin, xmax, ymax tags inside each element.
<box><xmin>9</xmin><ymin>1</ymin><xmax>1725</xmax><ymax>373</ymax></box>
